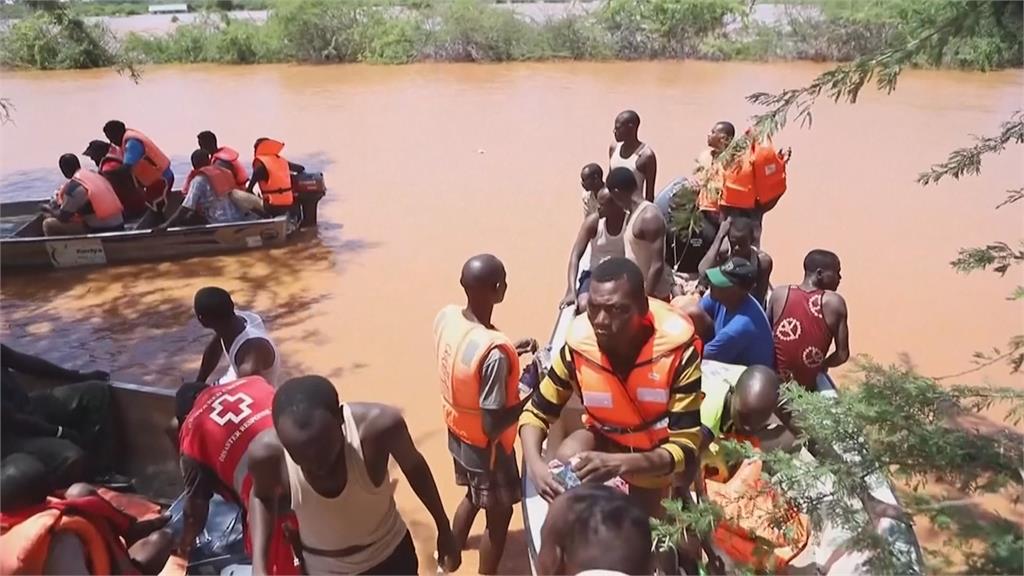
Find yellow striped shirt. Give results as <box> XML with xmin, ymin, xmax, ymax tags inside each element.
<box><xmin>519</xmin><ymin>341</ymin><xmax>703</xmax><ymax>475</ymax></box>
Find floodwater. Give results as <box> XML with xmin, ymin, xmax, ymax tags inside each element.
<box><xmin>1</xmin><ymin>61</ymin><xmax>1021</xmax><ymax>572</ymax></box>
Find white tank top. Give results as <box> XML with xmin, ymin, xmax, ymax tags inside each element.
<box><xmin>285</xmin><ymin>404</ymin><xmax>408</xmax><ymax>574</ymax></box>
<box><xmin>590</xmin><ymin>216</ymin><xmax>625</xmax><ymax>269</ymax></box>
<box><xmin>609</xmin><ymin>142</ymin><xmax>647</xmax><ymax>201</ymax></box>
<box><xmin>219</xmin><ymin>310</ymin><xmax>281</xmax><ymax>387</ymax></box>
<box><xmin>624</xmin><ymin>201</ymin><xmax>672</xmax><ymax>298</ymax></box>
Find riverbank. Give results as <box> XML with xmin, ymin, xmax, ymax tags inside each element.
<box><xmin>2</xmin><ymin>0</ymin><xmax>1021</xmax><ymax>70</ymax></box>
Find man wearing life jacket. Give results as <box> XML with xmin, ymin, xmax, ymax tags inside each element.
<box><xmin>248</xmin><ymin>137</ymin><xmax>305</xmax><ymax>216</ymax></box>
<box><xmin>561</xmin><ymin>187</ymin><xmax>627</xmax><ymax>313</ymax></box>
<box><xmin>698</xmin><ymin>216</ymin><xmax>774</xmax><ymax>307</ymax></box>
<box><xmin>42</xmin><ymin>154</ymin><xmax>125</xmax><ymax>237</ymax></box>
<box><xmin>767</xmin><ymin>249</ymin><xmax>849</xmax><ymax>391</ymax></box>
<box><xmin>691</xmin><ymin>258</ymin><xmax>775</xmax><ymax>367</ymax></box>
<box><xmin>175</xmin><ymin>377</ymin><xmax>299</xmax><ymax>574</ymax></box>
<box><xmin>606</xmin><ymin>166</ymin><xmax>677</xmax><ymax>300</ymax></box>
<box><xmin>84</xmin><ymin>139</ymin><xmax>147</xmax><ymax>219</ymax></box>
<box><xmin>685</xmin><ymin>121</ymin><xmax>733</xmax><ymax>263</ymax></box>
<box><xmin>155</xmin><ymin>150</ymin><xmax>252</xmax><ymax>232</ymax></box>
<box><xmin>435</xmin><ymin>254</ymin><xmax>537</xmax><ymax>575</ymax></box>
<box><xmin>193</xmin><ymin>286</ymin><xmax>281</xmax><ymax>387</ymax></box>
<box><xmin>579</xmin><ymin>162</ymin><xmax>605</xmax><ymax>218</ymax></box>
<box><xmin>520</xmin><ymin>257</ymin><xmax>703</xmax><ymax>520</ymax></box>
<box><xmin>198</xmin><ymin>130</ymin><xmax>249</xmax><ymax>187</ymax></box>
<box><xmin>102</xmin><ymin>120</ymin><xmax>174</xmax><ymax>215</ymax></box>
<box><xmin>608</xmin><ymin>110</ymin><xmax>658</xmax><ymax>202</ymax></box>
<box><xmin>247</xmin><ymin>376</ymin><xmax>462</xmax><ymax>575</ymax></box>
<box><xmin>538</xmin><ymin>484</ymin><xmax>653</xmax><ymax>576</ymax></box>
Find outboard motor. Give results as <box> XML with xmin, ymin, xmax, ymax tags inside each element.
<box><xmin>291</xmin><ymin>172</ymin><xmax>326</xmax><ymax>229</ymax></box>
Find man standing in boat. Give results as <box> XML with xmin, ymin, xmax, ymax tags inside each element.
<box><xmin>102</xmin><ymin>120</ymin><xmax>174</xmax><ymax>224</ymax></box>
<box><xmin>560</xmin><ymin>187</ymin><xmax>627</xmax><ymax>313</ymax></box>
<box><xmin>606</xmin><ymin>167</ymin><xmax>676</xmax><ymax>300</ymax></box>
<box><xmin>174</xmin><ymin>376</ymin><xmax>299</xmax><ymax>574</ymax></box>
<box><xmin>520</xmin><ymin>257</ymin><xmax>703</xmax><ymax>520</ymax></box>
<box><xmin>434</xmin><ymin>254</ymin><xmax>537</xmax><ymax>575</ymax></box>
<box><xmin>579</xmin><ymin>162</ymin><xmax>605</xmax><ymax>218</ymax></box>
<box><xmin>767</xmin><ymin>249</ymin><xmax>849</xmax><ymax>390</ymax></box>
<box><xmin>247</xmin><ymin>375</ymin><xmax>462</xmax><ymax>575</ymax></box>
<box><xmin>193</xmin><ymin>287</ymin><xmax>281</xmax><ymax>388</ymax></box>
<box><xmin>609</xmin><ymin>110</ymin><xmax>658</xmax><ymax>202</ymax></box>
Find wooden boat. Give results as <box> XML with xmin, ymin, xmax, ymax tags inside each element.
<box><xmin>1</xmin><ymin>174</ymin><xmax>326</xmax><ymax>271</ymax></box>
<box><xmin>520</xmin><ymin>270</ymin><xmax>925</xmax><ymax>575</ymax></box>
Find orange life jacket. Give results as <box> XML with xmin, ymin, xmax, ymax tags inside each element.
<box><xmin>566</xmin><ymin>299</ymin><xmax>695</xmax><ymax>451</ymax></box>
<box><xmin>212</xmin><ymin>146</ymin><xmax>250</xmax><ymax>187</ymax></box>
<box><xmin>58</xmin><ymin>169</ymin><xmax>125</xmax><ymax>222</ymax></box>
<box><xmin>434</xmin><ymin>305</ymin><xmax>521</xmax><ymax>458</ymax></box>
<box><xmin>695</xmin><ymin>148</ymin><xmax>721</xmax><ymax>213</ymax></box>
<box><xmin>182</xmin><ymin>165</ymin><xmax>237</xmax><ymax>198</ymax></box>
<box><xmin>122</xmin><ymin>129</ymin><xmax>170</xmax><ymax>188</ymax></box>
<box><xmin>254</xmin><ymin>139</ymin><xmax>294</xmax><ymax>207</ymax></box>
<box><xmin>720</xmin><ymin>133</ymin><xmax>787</xmax><ymax>210</ymax></box>
<box><xmin>705</xmin><ymin>458</ymin><xmax>809</xmax><ymax>572</ymax></box>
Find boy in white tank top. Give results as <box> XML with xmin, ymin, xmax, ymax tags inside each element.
<box><xmin>606</xmin><ymin>167</ymin><xmax>675</xmax><ymax>300</ymax></box>
<box><xmin>193</xmin><ymin>287</ymin><xmax>281</xmax><ymax>388</ymax></box>
<box><xmin>248</xmin><ymin>376</ymin><xmax>463</xmax><ymax>575</ymax></box>
<box><xmin>608</xmin><ymin>110</ymin><xmax>658</xmax><ymax>202</ymax></box>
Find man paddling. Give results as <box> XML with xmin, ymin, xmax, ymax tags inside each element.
<box><xmin>560</xmin><ymin>187</ymin><xmax>626</xmax><ymax>313</ymax></box>
<box><xmin>767</xmin><ymin>249</ymin><xmax>849</xmax><ymax>390</ymax></box>
<box><xmin>609</xmin><ymin>110</ymin><xmax>658</xmax><ymax>202</ymax></box>
<box><xmin>698</xmin><ymin>216</ymin><xmax>773</xmax><ymax>306</ymax></box>
<box><xmin>606</xmin><ymin>166</ymin><xmax>675</xmax><ymax>300</ymax></box>
<box><xmin>434</xmin><ymin>254</ymin><xmax>536</xmax><ymax>575</ymax></box>
<box><xmin>520</xmin><ymin>257</ymin><xmax>703</xmax><ymax>520</ymax></box>
<box><xmin>175</xmin><ymin>377</ymin><xmax>298</xmax><ymax>574</ymax></box>
<box><xmin>194</xmin><ymin>287</ymin><xmax>280</xmax><ymax>387</ymax></box>
<box><xmin>247</xmin><ymin>375</ymin><xmax>462</xmax><ymax>575</ymax></box>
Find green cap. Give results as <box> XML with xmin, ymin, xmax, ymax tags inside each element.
<box><xmin>705</xmin><ymin>257</ymin><xmax>757</xmax><ymax>288</ymax></box>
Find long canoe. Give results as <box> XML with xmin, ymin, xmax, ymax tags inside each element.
<box><xmin>520</xmin><ymin>288</ymin><xmax>924</xmax><ymax>574</ymax></box>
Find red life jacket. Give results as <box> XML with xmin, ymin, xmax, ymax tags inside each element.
<box><xmin>212</xmin><ymin>146</ymin><xmax>249</xmax><ymax>187</ymax></box>
<box><xmin>772</xmin><ymin>286</ymin><xmax>834</xmax><ymax>390</ymax></box>
<box><xmin>178</xmin><ymin>376</ymin><xmax>274</xmax><ymax>504</ymax></box>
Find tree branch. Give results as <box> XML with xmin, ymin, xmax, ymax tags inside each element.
<box><xmin>917</xmin><ymin>112</ymin><xmax>1024</xmax><ymax>186</ymax></box>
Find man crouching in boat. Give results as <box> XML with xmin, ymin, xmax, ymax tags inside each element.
<box><xmin>153</xmin><ymin>150</ymin><xmax>262</xmax><ymax>233</ymax></box>
<box><xmin>520</xmin><ymin>257</ymin><xmax>702</xmax><ymax>531</ymax></box>
<box><xmin>175</xmin><ymin>377</ymin><xmax>300</xmax><ymax>574</ymax></box>
<box><xmin>42</xmin><ymin>154</ymin><xmax>125</xmax><ymax>237</ymax></box>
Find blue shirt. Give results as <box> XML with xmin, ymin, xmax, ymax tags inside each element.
<box><xmin>123</xmin><ymin>138</ymin><xmax>174</xmax><ymax>184</ymax></box>
<box><xmin>700</xmin><ymin>293</ymin><xmax>775</xmax><ymax>367</ymax></box>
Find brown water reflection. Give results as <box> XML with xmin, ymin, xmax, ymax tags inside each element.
<box><xmin>1</xmin><ymin>61</ymin><xmax>1021</xmax><ymax>573</ymax></box>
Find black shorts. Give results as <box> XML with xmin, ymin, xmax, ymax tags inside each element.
<box><xmin>360</xmin><ymin>531</ymin><xmax>417</xmax><ymax>575</ymax></box>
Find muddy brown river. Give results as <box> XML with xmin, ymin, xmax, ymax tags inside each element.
<box><xmin>1</xmin><ymin>61</ymin><xmax>1021</xmax><ymax>572</ymax></box>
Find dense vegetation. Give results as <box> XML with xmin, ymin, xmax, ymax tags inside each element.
<box><xmin>1</xmin><ymin>0</ymin><xmax>1021</xmax><ymax>69</ymax></box>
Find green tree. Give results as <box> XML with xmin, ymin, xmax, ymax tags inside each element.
<box><xmin>658</xmin><ymin>2</ymin><xmax>1024</xmax><ymax>573</ymax></box>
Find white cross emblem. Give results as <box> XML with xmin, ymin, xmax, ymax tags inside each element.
<box><xmin>209</xmin><ymin>393</ymin><xmax>255</xmax><ymax>426</ymax></box>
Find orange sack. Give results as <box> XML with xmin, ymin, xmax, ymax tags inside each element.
<box><xmin>720</xmin><ymin>133</ymin><xmax>788</xmax><ymax>210</ymax></box>
<box><xmin>705</xmin><ymin>458</ymin><xmax>809</xmax><ymax>573</ymax></box>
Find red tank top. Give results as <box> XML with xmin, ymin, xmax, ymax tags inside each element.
<box><xmin>179</xmin><ymin>376</ymin><xmax>275</xmax><ymax>502</ymax></box>
<box><xmin>773</xmin><ymin>286</ymin><xmax>833</xmax><ymax>390</ymax></box>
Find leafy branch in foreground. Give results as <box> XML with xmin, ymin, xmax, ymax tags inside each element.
<box><xmin>916</xmin><ymin>111</ymin><xmax>1024</xmax><ymax>187</ymax></box>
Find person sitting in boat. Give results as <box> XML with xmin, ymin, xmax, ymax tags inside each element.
<box><xmin>579</xmin><ymin>162</ymin><xmax>605</xmax><ymax>218</ymax></box>
<box><xmin>174</xmin><ymin>377</ymin><xmax>300</xmax><ymax>574</ymax></box>
<box><xmin>685</xmin><ymin>258</ymin><xmax>775</xmax><ymax>368</ymax></box>
<box><xmin>520</xmin><ymin>257</ymin><xmax>703</xmax><ymax>522</ymax></box>
<box><xmin>767</xmin><ymin>249</ymin><xmax>849</xmax><ymax>391</ymax></box>
<box><xmin>83</xmin><ymin>139</ymin><xmax>147</xmax><ymax>219</ymax></box>
<box><xmin>42</xmin><ymin>154</ymin><xmax>125</xmax><ymax>237</ymax></box>
<box><xmin>247</xmin><ymin>375</ymin><xmax>462</xmax><ymax>575</ymax></box>
<box><xmin>434</xmin><ymin>254</ymin><xmax>537</xmax><ymax>575</ymax></box>
<box><xmin>537</xmin><ymin>484</ymin><xmax>653</xmax><ymax>576</ymax></box>
<box><xmin>198</xmin><ymin>130</ymin><xmax>249</xmax><ymax>187</ymax></box>
<box><xmin>700</xmin><ymin>365</ymin><xmax>780</xmax><ymax>458</ymax></box>
<box><xmin>193</xmin><ymin>286</ymin><xmax>280</xmax><ymax>388</ymax></box>
<box><xmin>698</xmin><ymin>216</ymin><xmax>773</xmax><ymax>307</ymax></box>
<box><xmin>153</xmin><ymin>150</ymin><xmax>258</xmax><ymax>232</ymax></box>
<box><xmin>0</xmin><ymin>481</ymin><xmax>173</xmax><ymax>575</ymax></box>
<box><xmin>606</xmin><ymin>167</ymin><xmax>676</xmax><ymax>301</ymax></box>
<box><xmin>247</xmin><ymin>138</ymin><xmax>305</xmax><ymax>217</ymax></box>
<box><xmin>609</xmin><ymin>110</ymin><xmax>657</xmax><ymax>203</ymax></box>
<box><xmin>102</xmin><ymin>120</ymin><xmax>174</xmax><ymax>221</ymax></box>
<box><xmin>0</xmin><ymin>344</ymin><xmax>124</xmax><ymax>510</ymax></box>
<box><xmin>560</xmin><ymin>187</ymin><xmax>626</xmax><ymax>313</ymax></box>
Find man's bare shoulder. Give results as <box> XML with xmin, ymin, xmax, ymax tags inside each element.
<box><xmin>248</xmin><ymin>428</ymin><xmax>283</xmax><ymax>463</ymax></box>
<box><xmin>349</xmin><ymin>402</ymin><xmax>403</xmax><ymax>438</ymax></box>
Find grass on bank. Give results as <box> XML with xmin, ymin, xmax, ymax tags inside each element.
<box><xmin>2</xmin><ymin>0</ymin><xmax>1021</xmax><ymax>70</ymax></box>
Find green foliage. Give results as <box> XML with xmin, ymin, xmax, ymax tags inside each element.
<box><xmin>0</xmin><ymin>8</ymin><xmax>130</xmax><ymax>72</ymax></box>
<box><xmin>598</xmin><ymin>0</ymin><xmax>745</xmax><ymax>59</ymax></box>
<box><xmin>425</xmin><ymin>0</ymin><xmax>541</xmax><ymax>62</ymax></box>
